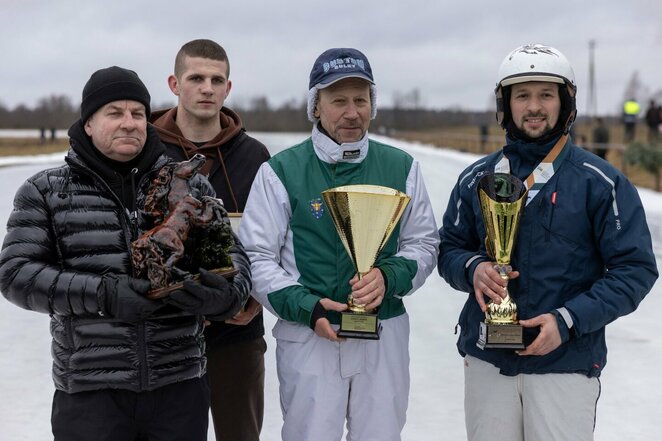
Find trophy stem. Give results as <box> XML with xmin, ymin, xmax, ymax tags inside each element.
<box><xmin>495</xmin><ymin>264</ymin><xmax>512</xmax><ymax>279</ymax></box>
<box><xmin>347</xmin><ymin>270</ymin><xmax>372</xmax><ymax>313</ymax></box>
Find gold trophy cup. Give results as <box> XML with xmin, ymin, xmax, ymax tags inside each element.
<box><xmin>476</xmin><ymin>173</ymin><xmax>527</xmax><ymax>350</ymax></box>
<box><xmin>322</xmin><ymin>184</ymin><xmax>411</xmax><ymax>339</ymax></box>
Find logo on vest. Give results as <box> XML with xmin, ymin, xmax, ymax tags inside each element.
<box><xmin>343</xmin><ymin>149</ymin><xmax>361</xmax><ymax>160</ymax></box>
<box><xmin>309</xmin><ymin>198</ymin><xmax>325</xmax><ymax>219</ymax></box>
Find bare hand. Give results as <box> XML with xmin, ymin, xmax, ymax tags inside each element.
<box><xmin>349</xmin><ymin>267</ymin><xmax>386</xmax><ymax>311</ymax></box>
<box><xmin>472</xmin><ymin>262</ymin><xmax>519</xmax><ymax>313</ymax></box>
<box><xmin>225</xmin><ymin>297</ymin><xmax>262</xmax><ymax>326</ymax></box>
<box><xmin>313</xmin><ymin>298</ymin><xmax>348</xmax><ymax>342</ymax></box>
<box><xmin>517</xmin><ymin>313</ymin><xmax>561</xmax><ymax>356</ymax></box>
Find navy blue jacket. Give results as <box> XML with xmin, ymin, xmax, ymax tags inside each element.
<box><xmin>438</xmin><ymin>136</ymin><xmax>658</xmax><ymax>377</ymax></box>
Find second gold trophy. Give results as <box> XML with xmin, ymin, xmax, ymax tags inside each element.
<box><xmin>476</xmin><ymin>173</ymin><xmax>527</xmax><ymax>350</ymax></box>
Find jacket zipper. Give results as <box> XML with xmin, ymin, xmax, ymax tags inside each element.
<box><xmin>128</xmin><ymin>168</ymin><xmax>140</xmax><ymax>241</ymax></box>
<box><xmin>137</xmin><ymin>322</ymin><xmax>149</xmax><ymax>389</ymax></box>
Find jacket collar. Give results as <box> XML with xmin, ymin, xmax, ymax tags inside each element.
<box><xmin>149</xmin><ymin>106</ymin><xmax>243</xmax><ymax>151</ymax></box>
<box><xmin>66</xmin><ymin>120</ymin><xmax>165</xmax><ymax>181</ymax></box>
<box><xmin>311</xmin><ymin>123</ymin><xmax>369</xmax><ymax>164</ymax></box>
<box><xmin>502</xmin><ymin>134</ymin><xmax>562</xmax><ymax>180</ymax></box>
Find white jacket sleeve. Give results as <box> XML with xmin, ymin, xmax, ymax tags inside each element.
<box><xmin>238</xmin><ymin>163</ymin><xmax>300</xmax><ymax>316</ymax></box>
<box><xmin>395</xmin><ymin>159</ymin><xmax>440</xmax><ymax>296</ymax></box>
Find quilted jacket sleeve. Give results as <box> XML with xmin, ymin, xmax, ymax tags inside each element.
<box><xmin>0</xmin><ymin>178</ymin><xmax>102</xmax><ymax>316</ymax></box>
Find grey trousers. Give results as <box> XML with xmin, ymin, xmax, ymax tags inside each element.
<box><xmin>276</xmin><ymin>314</ymin><xmax>410</xmax><ymax>441</ymax></box>
<box><xmin>463</xmin><ymin>355</ymin><xmax>600</xmax><ymax>441</ymax></box>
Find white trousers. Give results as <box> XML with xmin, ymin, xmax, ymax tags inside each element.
<box><xmin>274</xmin><ymin>314</ymin><xmax>410</xmax><ymax>441</ymax></box>
<box><xmin>463</xmin><ymin>355</ymin><xmax>600</xmax><ymax>441</ymax></box>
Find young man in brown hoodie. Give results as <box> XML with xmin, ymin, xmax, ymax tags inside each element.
<box><xmin>150</xmin><ymin>39</ymin><xmax>270</xmax><ymax>441</ymax></box>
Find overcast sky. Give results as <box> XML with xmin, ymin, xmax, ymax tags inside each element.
<box><xmin>2</xmin><ymin>0</ymin><xmax>660</xmax><ymax>116</ymax></box>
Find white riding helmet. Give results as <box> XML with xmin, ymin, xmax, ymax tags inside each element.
<box><xmin>495</xmin><ymin>44</ymin><xmax>577</xmax><ymax>133</ymax></box>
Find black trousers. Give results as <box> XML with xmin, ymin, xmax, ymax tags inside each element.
<box><xmin>52</xmin><ymin>378</ymin><xmax>209</xmax><ymax>441</ymax></box>
<box><xmin>207</xmin><ymin>337</ymin><xmax>266</xmax><ymax>441</ymax></box>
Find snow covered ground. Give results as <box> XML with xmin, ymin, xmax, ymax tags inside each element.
<box><xmin>0</xmin><ymin>132</ymin><xmax>660</xmax><ymax>440</ymax></box>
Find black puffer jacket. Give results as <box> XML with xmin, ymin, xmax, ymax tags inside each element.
<box><xmin>0</xmin><ymin>122</ymin><xmax>251</xmax><ymax>393</ymax></box>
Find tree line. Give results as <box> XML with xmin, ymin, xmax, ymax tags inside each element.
<box><xmin>0</xmin><ymin>94</ymin><xmax>494</xmax><ymax>132</ymax></box>
<box><xmin>1</xmin><ymin>93</ymin><xmax>660</xmax><ymax>191</ymax></box>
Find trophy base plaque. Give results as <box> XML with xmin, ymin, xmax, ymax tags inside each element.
<box><xmin>477</xmin><ymin>321</ymin><xmax>525</xmax><ymax>350</ymax></box>
<box><xmin>338</xmin><ymin>311</ymin><xmax>382</xmax><ymax>340</ymax></box>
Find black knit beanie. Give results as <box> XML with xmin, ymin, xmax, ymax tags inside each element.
<box><xmin>80</xmin><ymin>66</ymin><xmax>151</xmax><ymax>123</ymax></box>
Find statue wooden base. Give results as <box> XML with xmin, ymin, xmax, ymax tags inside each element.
<box><xmin>476</xmin><ymin>321</ymin><xmax>525</xmax><ymax>350</ymax></box>
<box><xmin>146</xmin><ymin>267</ymin><xmax>238</xmax><ymax>299</ymax></box>
<box><xmin>337</xmin><ymin>310</ymin><xmax>382</xmax><ymax>340</ymax></box>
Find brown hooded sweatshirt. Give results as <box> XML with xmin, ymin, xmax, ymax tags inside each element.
<box><xmin>150</xmin><ymin>106</ymin><xmax>270</xmax><ymax>213</ymax></box>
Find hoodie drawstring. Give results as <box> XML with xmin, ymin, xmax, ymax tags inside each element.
<box><xmin>216</xmin><ymin>147</ymin><xmax>239</xmax><ymax>212</ymax></box>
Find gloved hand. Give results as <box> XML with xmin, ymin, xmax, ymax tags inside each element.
<box><xmin>166</xmin><ymin>268</ymin><xmax>241</xmax><ymax>319</ymax></box>
<box><xmin>99</xmin><ymin>274</ymin><xmax>163</xmax><ymax>322</ymax></box>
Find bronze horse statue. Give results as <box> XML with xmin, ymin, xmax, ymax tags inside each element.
<box><xmin>143</xmin><ymin>154</ymin><xmax>207</xmax><ymax>223</ymax></box>
<box><xmin>131</xmin><ymin>154</ymin><xmax>229</xmax><ymax>291</ymax></box>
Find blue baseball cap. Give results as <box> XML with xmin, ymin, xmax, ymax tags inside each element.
<box><xmin>308</xmin><ymin>48</ymin><xmax>374</xmax><ymax>90</ymax></box>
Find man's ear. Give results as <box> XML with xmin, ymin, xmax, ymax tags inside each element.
<box><xmin>167</xmin><ymin>75</ymin><xmax>180</xmax><ymax>96</ymax></box>
<box><xmin>84</xmin><ymin>118</ymin><xmax>93</xmax><ymax>136</ymax></box>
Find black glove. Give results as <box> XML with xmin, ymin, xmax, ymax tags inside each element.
<box><xmin>100</xmin><ymin>274</ymin><xmax>163</xmax><ymax>322</ymax></box>
<box><xmin>166</xmin><ymin>268</ymin><xmax>240</xmax><ymax>319</ymax></box>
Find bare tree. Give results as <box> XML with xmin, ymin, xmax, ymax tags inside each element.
<box><xmin>393</xmin><ymin>88</ymin><xmax>423</xmax><ymax>110</ymax></box>
<box><xmin>622</xmin><ymin>71</ymin><xmax>650</xmax><ymax>104</ymax></box>
<box><xmin>34</xmin><ymin>95</ymin><xmax>77</xmax><ymax>128</ymax></box>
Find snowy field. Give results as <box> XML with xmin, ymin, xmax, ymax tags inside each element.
<box><xmin>0</xmin><ymin>132</ymin><xmax>660</xmax><ymax>440</ymax></box>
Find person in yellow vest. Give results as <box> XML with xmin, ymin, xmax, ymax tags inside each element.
<box><xmin>622</xmin><ymin>98</ymin><xmax>640</xmax><ymax>142</ymax></box>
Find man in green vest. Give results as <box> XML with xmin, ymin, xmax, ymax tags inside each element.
<box><xmin>239</xmin><ymin>48</ymin><xmax>439</xmax><ymax>441</ymax></box>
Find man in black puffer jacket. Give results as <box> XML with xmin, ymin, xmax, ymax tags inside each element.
<box><xmin>0</xmin><ymin>66</ymin><xmax>251</xmax><ymax>441</ymax></box>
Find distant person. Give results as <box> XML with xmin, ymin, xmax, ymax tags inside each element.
<box><xmin>150</xmin><ymin>38</ymin><xmax>270</xmax><ymax>441</ymax></box>
<box><xmin>239</xmin><ymin>47</ymin><xmax>439</xmax><ymax>441</ymax></box>
<box><xmin>39</xmin><ymin>127</ymin><xmax>46</xmax><ymax>144</ymax></box>
<box><xmin>0</xmin><ymin>66</ymin><xmax>251</xmax><ymax>441</ymax></box>
<box><xmin>622</xmin><ymin>97</ymin><xmax>640</xmax><ymax>143</ymax></box>
<box><xmin>479</xmin><ymin>122</ymin><xmax>489</xmax><ymax>152</ymax></box>
<box><xmin>438</xmin><ymin>44</ymin><xmax>658</xmax><ymax>441</ymax></box>
<box><xmin>645</xmin><ymin>99</ymin><xmax>660</xmax><ymax>143</ymax></box>
<box><xmin>592</xmin><ymin>117</ymin><xmax>610</xmax><ymax>159</ymax></box>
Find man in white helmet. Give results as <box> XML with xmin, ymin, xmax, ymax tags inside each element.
<box><xmin>438</xmin><ymin>44</ymin><xmax>658</xmax><ymax>440</ymax></box>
